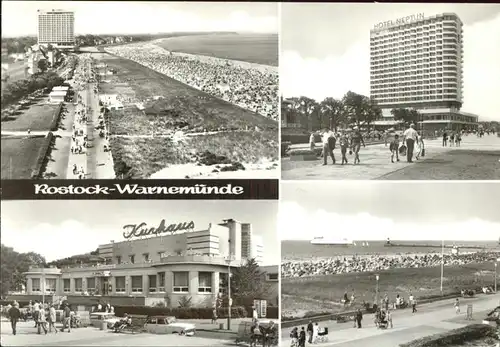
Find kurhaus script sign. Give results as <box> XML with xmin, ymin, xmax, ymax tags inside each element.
<box><xmin>123</xmin><ymin>220</ymin><xmax>195</xmax><ymax>239</ymax></box>
<box><xmin>374</xmin><ymin>13</ymin><xmax>425</xmax><ymax>30</ymax></box>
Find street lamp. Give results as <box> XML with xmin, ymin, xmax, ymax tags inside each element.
<box><xmin>495</xmin><ymin>259</ymin><xmax>499</xmax><ymax>293</ymax></box>
<box><xmin>226</xmin><ymin>254</ymin><xmax>233</xmax><ymax>331</ymax></box>
<box><xmin>375</xmin><ymin>274</ymin><xmax>380</xmax><ymax>306</ymax></box>
<box><xmin>440</xmin><ymin>240</ymin><xmax>444</xmax><ymax>295</ymax></box>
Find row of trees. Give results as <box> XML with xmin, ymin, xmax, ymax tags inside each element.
<box><xmin>283</xmin><ymin>91</ymin><xmax>422</xmax><ymax>132</ymax></box>
<box><xmin>1</xmin><ymin>71</ymin><xmax>65</xmax><ymax>107</ymax></box>
<box><xmin>1</xmin><ymin>244</ymin><xmax>47</xmax><ymax>298</ymax></box>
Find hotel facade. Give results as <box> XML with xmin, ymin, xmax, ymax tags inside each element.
<box><xmin>37</xmin><ymin>9</ymin><xmax>75</xmax><ymax>49</ymax></box>
<box><xmin>370</xmin><ymin>13</ymin><xmax>479</xmax><ymax>132</ymax></box>
<box><xmin>20</xmin><ymin>219</ymin><xmax>272</xmax><ymax>308</ymax></box>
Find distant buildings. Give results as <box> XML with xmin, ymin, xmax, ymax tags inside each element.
<box><xmin>370</xmin><ymin>13</ymin><xmax>479</xmax><ymax>131</ymax></box>
<box><xmin>37</xmin><ymin>9</ymin><xmax>75</xmax><ymax>50</ymax></box>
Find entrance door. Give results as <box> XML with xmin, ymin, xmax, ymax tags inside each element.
<box><xmin>101</xmin><ymin>277</ymin><xmax>109</xmax><ymax>296</ymax></box>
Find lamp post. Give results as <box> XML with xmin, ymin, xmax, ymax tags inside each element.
<box><xmin>495</xmin><ymin>260</ymin><xmax>498</xmax><ymax>293</ymax></box>
<box><xmin>440</xmin><ymin>240</ymin><xmax>444</xmax><ymax>295</ymax></box>
<box><xmin>226</xmin><ymin>254</ymin><xmax>232</xmax><ymax>331</ymax></box>
<box><xmin>375</xmin><ymin>274</ymin><xmax>380</xmax><ymax>306</ymax></box>
<box><xmin>42</xmin><ymin>268</ymin><xmax>46</xmax><ymax>305</ymax></box>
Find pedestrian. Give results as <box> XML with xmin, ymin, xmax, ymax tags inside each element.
<box><xmin>61</xmin><ymin>304</ymin><xmax>71</xmax><ymax>333</ymax></box>
<box><xmin>454</xmin><ymin>298</ymin><xmax>460</xmax><ymax>314</ymax></box>
<box><xmin>402</xmin><ymin>124</ymin><xmax>419</xmax><ymax>163</ymax></box>
<box><xmin>309</xmin><ymin>132</ymin><xmax>316</xmax><ymax>152</ymax></box>
<box><xmin>355</xmin><ymin>309</ymin><xmax>363</xmax><ymax>328</ymax></box>
<box><xmin>290</xmin><ymin>327</ymin><xmax>299</xmax><ymax>347</ymax></box>
<box><xmin>306</xmin><ymin>320</ymin><xmax>313</xmax><ymax>343</ymax></box>
<box><xmin>415</xmin><ymin>134</ymin><xmax>425</xmax><ymax>160</ymax></box>
<box><xmin>450</xmin><ymin>132</ymin><xmax>455</xmax><ymax>147</ymax></box>
<box><xmin>312</xmin><ymin>322</ymin><xmax>319</xmax><ymax>343</ymax></box>
<box><xmin>386</xmin><ymin>310</ymin><xmax>393</xmax><ymax>328</ymax></box>
<box><xmin>48</xmin><ymin>304</ymin><xmax>58</xmax><ymax>333</ymax></box>
<box><xmin>389</xmin><ymin>134</ymin><xmax>400</xmax><ymax>163</ymax></box>
<box><xmin>8</xmin><ymin>302</ymin><xmax>21</xmax><ymax>335</ymax></box>
<box><xmin>442</xmin><ymin>131</ymin><xmax>448</xmax><ymax>147</ymax></box>
<box><xmin>321</xmin><ymin>128</ymin><xmax>336</xmax><ymax>165</ymax></box>
<box><xmin>33</xmin><ymin>301</ymin><xmax>40</xmax><ymax>328</ymax></box>
<box><xmin>350</xmin><ymin>126</ymin><xmax>365</xmax><ymax>164</ymax></box>
<box><xmin>298</xmin><ymin>327</ymin><xmax>306</xmax><ymax>347</ymax></box>
<box><xmin>37</xmin><ymin>306</ymin><xmax>48</xmax><ymax>335</ymax></box>
<box><xmin>409</xmin><ymin>294</ymin><xmax>417</xmax><ymax>313</ymax></box>
<box><xmin>339</xmin><ymin>132</ymin><xmax>349</xmax><ymax>165</ymax></box>
<box><xmin>211</xmin><ymin>307</ymin><xmax>218</xmax><ymax>324</ymax></box>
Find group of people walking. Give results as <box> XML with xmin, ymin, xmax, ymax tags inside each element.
<box><xmin>312</xmin><ymin>126</ymin><xmax>366</xmax><ymax>166</ymax></box>
<box><xmin>6</xmin><ymin>300</ymin><xmax>73</xmax><ymax>336</ymax></box>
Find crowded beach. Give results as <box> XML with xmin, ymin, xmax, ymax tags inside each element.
<box><xmin>106</xmin><ymin>42</ymin><xmax>278</xmax><ymax>121</ymax></box>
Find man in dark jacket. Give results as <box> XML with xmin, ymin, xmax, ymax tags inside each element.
<box><xmin>306</xmin><ymin>320</ymin><xmax>313</xmax><ymax>343</ymax></box>
<box><xmin>298</xmin><ymin>327</ymin><xmax>306</xmax><ymax>347</ymax></box>
<box><xmin>356</xmin><ymin>309</ymin><xmax>363</xmax><ymax>328</ymax></box>
<box><xmin>8</xmin><ymin>303</ymin><xmax>21</xmax><ymax>335</ymax></box>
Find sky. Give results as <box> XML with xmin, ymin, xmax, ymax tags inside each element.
<box><xmin>280</xmin><ymin>182</ymin><xmax>500</xmax><ymax>241</ymax></box>
<box><xmin>1</xmin><ymin>1</ymin><xmax>278</xmax><ymax>36</ymax></box>
<box><xmin>281</xmin><ymin>3</ymin><xmax>500</xmax><ymax>122</ymax></box>
<box><xmin>1</xmin><ymin>200</ymin><xmax>279</xmax><ymax>265</ymax></box>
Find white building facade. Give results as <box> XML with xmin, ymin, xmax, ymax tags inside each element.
<box><xmin>37</xmin><ymin>9</ymin><xmax>75</xmax><ymax>49</ymax></box>
<box><xmin>370</xmin><ymin>13</ymin><xmax>478</xmax><ymax>132</ymax></box>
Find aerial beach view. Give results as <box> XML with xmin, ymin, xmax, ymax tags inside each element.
<box><xmin>280</xmin><ymin>181</ymin><xmax>500</xmax><ymax>347</ymax></box>
<box><xmin>1</xmin><ymin>2</ymin><xmax>279</xmax><ymax>179</ymax></box>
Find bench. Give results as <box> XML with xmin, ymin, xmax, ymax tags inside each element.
<box><xmin>115</xmin><ymin>315</ymin><xmax>148</xmax><ymax>334</ymax></box>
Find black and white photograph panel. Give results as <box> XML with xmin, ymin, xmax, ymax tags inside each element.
<box><xmin>280</xmin><ymin>3</ymin><xmax>500</xmax><ymax>180</ymax></box>
<box><xmin>280</xmin><ymin>182</ymin><xmax>500</xmax><ymax>347</ymax></box>
<box><xmin>0</xmin><ymin>200</ymin><xmax>279</xmax><ymax>346</ymax></box>
<box><xmin>1</xmin><ymin>1</ymin><xmax>279</xmax><ymax>180</ymax></box>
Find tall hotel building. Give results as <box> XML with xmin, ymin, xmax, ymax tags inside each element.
<box><xmin>37</xmin><ymin>9</ymin><xmax>75</xmax><ymax>49</ymax></box>
<box><xmin>370</xmin><ymin>13</ymin><xmax>478</xmax><ymax>132</ymax></box>
<box><xmin>9</xmin><ymin>219</ymin><xmax>277</xmax><ymax>309</ymax></box>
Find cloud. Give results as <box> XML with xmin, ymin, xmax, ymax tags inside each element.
<box><xmin>279</xmin><ymin>201</ymin><xmax>500</xmax><ymax>241</ymax></box>
<box><xmin>281</xmin><ymin>13</ymin><xmax>500</xmax><ymax>121</ymax></box>
<box><xmin>1</xmin><ymin>219</ymin><xmax>112</xmax><ymax>262</ymax></box>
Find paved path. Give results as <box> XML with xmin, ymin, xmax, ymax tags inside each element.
<box><xmin>282</xmin><ymin>134</ymin><xmax>500</xmax><ymax>180</ymax></box>
<box><xmin>281</xmin><ymin>293</ymin><xmax>500</xmax><ymax>347</ymax></box>
<box><xmin>0</xmin><ymin>321</ymin><xmax>234</xmax><ymax>346</ymax></box>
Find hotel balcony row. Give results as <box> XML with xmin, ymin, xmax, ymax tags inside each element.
<box><xmin>374</xmin><ymin>96</ymin><xmax>462</xmax><ymax>105</ymax></box>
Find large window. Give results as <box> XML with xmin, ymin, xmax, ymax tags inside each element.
<box><xmin>129</xmin><ymin>255</ymin><xmax>135</xmax><ymax>264</ymax></box>
<box><xmin>173</xmin><ymin>272</ymin><xmax>189</xmax><ymax>293</ymax></box>
<box><xmin>32</xmin><ymin>278</ymin><xmax>41</xmax><ymax>292</ymax></box>
<box><xmin>74</xmin><ymin>278</ymin><xmax>83</xmax><ymax>292</ymax></box>
<box><xmin>45</xmin><ymin>278</ymin><xmax>57</xmax><ymax>293</ymax></box>
<box><xmin>148</xmin><ymin>275</ymin><xmax>157</xmax><ymax>293</ymax></box>
<box><xmin>158</xmin><ymin>272</ymin><xmax>165</xmax><ymax>292</ymax></box>
<box><xmin>131</xmin><ymin>276</ymin><xmax>143</xmax><ymax>293</ymax></box>
<box><xmin>63</xmin><ymin>279</ymin><xmax>70</xmax><ymax>293</ymax></box>
<box><xmin>198</xmin><ymin>272</ymin><xmax>212</xmax><ymax>293</ymax></box>
<box><xmin>87</xmin><ymin>277</ymin><xmax>96</xmax><ymax>291</ymax></box>
<box><xmin>115</xmin><ymin>276</ymin><xmax>126</xmax><ymax>293</ymax></box>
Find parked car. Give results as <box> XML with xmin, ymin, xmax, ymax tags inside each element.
<box><xmin>89</xmin><ymin>312</ymin><xmax>121</xmax><ymax>329</ymax></box>
<box><xmin>145</xmin><ymin>315</ymin><xmax>196</xmax><ymax>336</ymax></box>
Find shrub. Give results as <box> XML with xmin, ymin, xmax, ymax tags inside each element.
<box><xmin>49</xmin><ymin>103</ymin><xmax>63</xmax><ymax>131</ymax></box>
<box><xmin>281</xmin><ymin>141</ymin><xmax>291</xmax><ymax>156</ymax></box>
<box><xmin>31</xmin><ymin>132</ymin><xmax>54</xmax><ymax>179</ymax></box>
<box><xmin>114</xmin><ymin>305</ymin><xmax>247</xmax><ymax>319</ymax></box>
<box><xmin>399</xmin><ymin>324</ymin><xmax>497</xmax><ymax>347</ymax></box>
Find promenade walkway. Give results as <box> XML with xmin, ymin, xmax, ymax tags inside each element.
<box><xmin>282</xmin><ymin>134</ymin><xmax>500</xmax><ymax>180</ymax></box>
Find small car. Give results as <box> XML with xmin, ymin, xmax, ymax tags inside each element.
<box><xmin>89</xmin><ymin>312</ymin><xmax>121</xmax><ymax>329</ymax></box>
<box><xmin>145</xmin><ymin>315</ymin><xmax>196</xmax><ymax>336</ymax></box>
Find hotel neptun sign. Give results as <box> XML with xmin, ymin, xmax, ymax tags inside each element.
<box><xmin>373</xmin><ymin>13</ymin><xmax>425</xmax><ymax>31</ymax></box>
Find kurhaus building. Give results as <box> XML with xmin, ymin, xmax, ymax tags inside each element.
<box><xmin>370</xmin><ymin>12</ymin><xmax>479</xmax><ymax>132</ymax></box>
<box><xmin>21</xmin><ymin>219</ymin><xmax>268</xmax><ymax>307</ymax></box>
